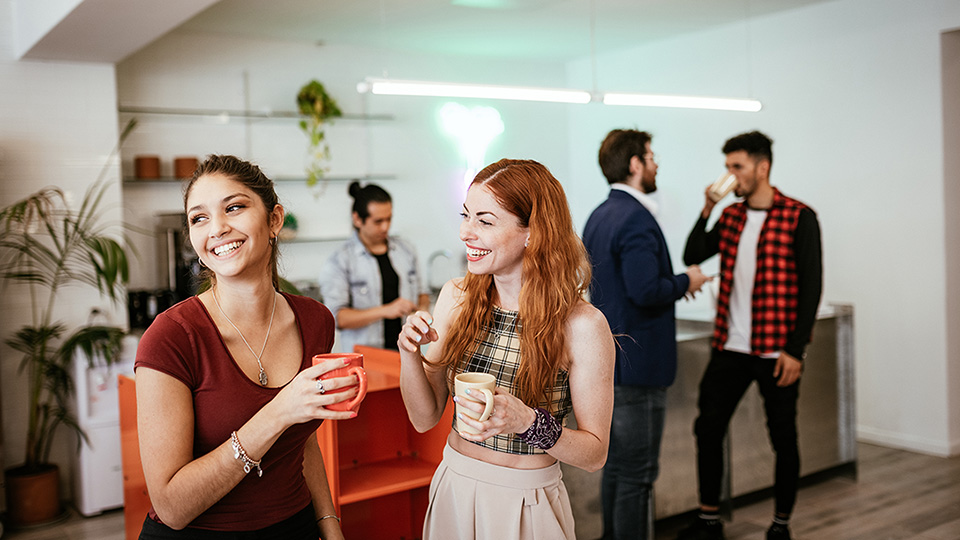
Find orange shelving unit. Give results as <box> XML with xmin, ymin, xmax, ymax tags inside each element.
<box><xmin>318</xmin><ymin>346</ymin><xmax>453</xmax><ymax>539</ymax></box>
<box><xmin>118</xmin><ymin>375</ymin><xmax>150</xmax><ymax>540</ymax></box>
<box><xmin>118</xmin><ymin>347</ymin><xmax>452</xmax><ymax>540</ymax></box>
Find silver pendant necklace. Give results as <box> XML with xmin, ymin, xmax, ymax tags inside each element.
<box><xmin>213</xmin><ymin>288</ymin><xmax>277</xmax><ymax>386</ymax></box>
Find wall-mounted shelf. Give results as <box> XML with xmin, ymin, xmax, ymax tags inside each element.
<box><xmin>280</xmin><ymin>236</ymin><xmax>349</xmax><ymax>244</ymax></box>
<box><xmin>273</xmin><ymin>174</ymin><xmax>396</xmax><ymax>183</ymax></box>
<box><xmin>118</xmin><ymin>105</ymin><xmax>393</xmax><ymax>122</ymax></box>
<box><xmin>123</xmin><ymin>174</ymin><xmax>395</xmax><ymax>185</ymax></box>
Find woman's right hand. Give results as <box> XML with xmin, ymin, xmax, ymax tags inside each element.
<box><xmin>398</xmin><ymin>310</ymin><xmax>438</xmax><ymax>353</ymax></box>
<box><xmin>271</xmin><ymin>358</ymin><xmax>360</xmax><ymax>426</ymax></box>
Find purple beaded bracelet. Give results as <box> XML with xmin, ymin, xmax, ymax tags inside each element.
<box><xmin>518</xmin><ymin>407</ymin><xmax>562</xmax><ymax>450</ymax></box>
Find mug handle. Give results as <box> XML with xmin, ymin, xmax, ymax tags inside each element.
<box><xmin>476</xmin><ymin>388</ymin><xmax>495</xmax><ymax>422</ymax></box>
<box><xmin>341</xmin><ymin>366</ymin><xmax>368</xmax><ymax>411</ymax></box>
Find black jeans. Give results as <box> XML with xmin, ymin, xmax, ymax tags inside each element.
<box><xmin>694</xmin><ymin>349</ymin><xmax>800</xmax><ymax>516</ymax></box>
<box><xmin>139</xmin><ymin>504</ymin><xmax>320</xmax><ymax>540</ymax></box>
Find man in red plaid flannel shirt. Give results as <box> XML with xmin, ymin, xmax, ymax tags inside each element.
<box><xmin>676</xmin><ymin>131</ymin><xmax>822</xmax><ymax>540</ymax></box>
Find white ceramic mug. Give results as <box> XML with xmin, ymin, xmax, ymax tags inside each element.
<box><xmin>708</xmin><ymin>172</ymin><xmax>738</xmax><ymax>203</ymax></box>
<box><xmin>454</xmin><ymin>372</ymin><xmax>495</xmax><ymax>435</ymax></box>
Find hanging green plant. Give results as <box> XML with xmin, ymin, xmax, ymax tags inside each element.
<box><xmin>297</xmin><ymin>80</ymin><xmax>343</xmax><ymax>188</ymax></box>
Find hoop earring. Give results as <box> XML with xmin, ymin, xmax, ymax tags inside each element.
<box><xmin>198</xmin><ymin>258</ymin><xmax>207</xmax><ymax>268</ymax></box>
<box><xmin>270</xmin><ymin>236</ymin><xmax>278</xmax><ymax>246</ymax></box>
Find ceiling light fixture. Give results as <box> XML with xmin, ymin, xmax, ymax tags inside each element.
<box><xmin>603</xmin><ymin>92</ymin><xmax>763</xmax><ymax>112</ymax></box>
<box><xmin>357</xmin><ymin>77</ymin><xmax>761</xmax><ymax>112</ymax></box>
<box><xmin>358</xmin><ymin>78</ymin><xmax>592</xmax><ymax>104</ymax></box>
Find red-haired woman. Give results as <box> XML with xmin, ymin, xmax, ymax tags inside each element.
<box><xmin>399</xmin><ymin>159</ymin><xmax>615</xmax><ymax>539</ymax></box>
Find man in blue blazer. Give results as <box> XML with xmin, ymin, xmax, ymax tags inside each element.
<box><xmin>583</xmin><ymin>129</ymin><xmax>710</xmax><ymax>540</ymax></box>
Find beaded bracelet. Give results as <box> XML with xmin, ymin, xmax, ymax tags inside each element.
<box><xmin>230</xmin><ymin>431</ymin><xmax>263</xmax><ymax>477</ymax></box>
<box><xmin>517</xmin><ymin>407</ymin><xmax>562</xmax><ymax>450</ymax></box>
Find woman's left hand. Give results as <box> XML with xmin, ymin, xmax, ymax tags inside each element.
<box><xmin>454</xmin><ymin>387</ymin><xmax>536</xmax><ymax>442</ymax></box>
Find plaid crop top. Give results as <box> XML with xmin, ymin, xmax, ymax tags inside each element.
<box><xmin>451</xmin><ymin>306</ymin><xmax>573</xmax><ymax>455</ymax></box>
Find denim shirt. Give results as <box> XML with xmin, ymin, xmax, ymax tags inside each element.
<box><xmin>318</xmin><ymin>231</ymin><xmax>427</xmax><ymax>353</ymax></box>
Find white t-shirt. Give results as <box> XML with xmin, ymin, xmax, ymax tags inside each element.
<box><xmin>724</xmin><ymin>208</ymin><xmax>777</xmax><ymax>358</ymax></box>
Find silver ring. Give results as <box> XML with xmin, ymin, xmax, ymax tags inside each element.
<box><xmin>316</xmin><ymin>379</ymin><xmax>326</xmax><ymax>394</ymax></box>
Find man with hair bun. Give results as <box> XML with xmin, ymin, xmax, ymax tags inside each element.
<box><xmin>319</xmin><ymin>182</ymin><xmax>429</xmax><ymax>353</ymax></box>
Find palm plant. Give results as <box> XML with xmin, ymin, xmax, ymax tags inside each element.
<box><xmin>1</xmin><ymin>118</ymin><xmax>135</xmax><ymax>476</ymax></box>
<box><xmin>0</xmin><ymin>180</ymin><xmax>130</xmax><ymax>470</ymax></box>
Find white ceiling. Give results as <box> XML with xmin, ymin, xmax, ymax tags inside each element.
<box><xmin>17</xmin><ymin>0</ymin><xmax>219</xmax><ymax>63</ymax></box>
<box><xmin>20</xmin><ymin>0</ymin><xmax>838</xmax><ymax>64</ymax></box>
<box><xmin>175</xmin><ymin>0</ymin><xmax>836</xmax><ymax>61</ymax></box>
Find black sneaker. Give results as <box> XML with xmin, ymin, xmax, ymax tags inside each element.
<box><xmin>767</xmin><ymin>523</ymin><xmax>792</xmax><ymax>540</ymax></box>
<box><xmin>676</xmin><ymin>519</ymin><xmax>725</xmax><ymax>540</ymax></box>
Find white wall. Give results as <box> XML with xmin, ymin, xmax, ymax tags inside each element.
<box><xmin>566</xmin><ymin>0</ymin><xmax>960</xmax><ymax>455</ymax></box>
<box><xmin>115</xmin><ymin>33</ymin><xmax>573</xmax><ymax>292</ymax></box>
<box><xmin>941</xmin><ymin>29</ymin><xmax>960</xmax><ymax>456</ymax></box>
<box><xmin>0</xmin><ymin>0</ymin><xmax>123</xmax><ymax>498</ymax></box>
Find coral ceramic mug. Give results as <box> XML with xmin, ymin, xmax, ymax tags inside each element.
<box><xmin>454</xmin><ymin>372</ymin><xmax>496</xmax><ymax>435</ymax></box>
<box><xmin>312</xmin><ymin>353</ymin><xmax>368</xmax><ymax>413</ymax></box>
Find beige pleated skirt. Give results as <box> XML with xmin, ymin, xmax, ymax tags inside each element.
<box><xmin>422</xmin><ymin>443</ymin><xmax>576</xmax><ymax>540</ymax></box>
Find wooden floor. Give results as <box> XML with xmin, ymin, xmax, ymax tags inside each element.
<box><xmin>2</xmin><ymin>442</ymin><xmax>958</xmax><ymax>540</ymax></box>
<box><xmin>655</xmin><ymin>443</ymin><xmax>960</xmax><ymax>540</ymax></box>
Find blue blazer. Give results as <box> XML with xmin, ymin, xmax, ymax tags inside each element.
<box><xmin>582</xmin><ymin>189</ymin><xmax>689</xmax><ymax>387</ymax></box>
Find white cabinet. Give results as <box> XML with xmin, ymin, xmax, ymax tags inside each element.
<box><xmin>72</xmin><ymin>335</ymin><xmax>138</xmax><ymax>516</ymax></box>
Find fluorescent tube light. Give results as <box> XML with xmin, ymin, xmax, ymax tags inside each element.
<box><xmin>603</xmin><ymin>92</ymin><xmax>762</xmax><ymax>112</ymax></box>
<box><xmin>357</xmin><ymin>78</ymin><xmax>762</xmax><ymax>112</ymax></box>
<box><xmin>357</xmin><ymin>78</ymin><xmax>592</xmax><ymax>104</ymax></box>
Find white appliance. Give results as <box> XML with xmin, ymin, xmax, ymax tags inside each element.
<box><xmin>72</xmin><ymin>334</ymin><xmax>138</xmax><ymax>516</ymax></box>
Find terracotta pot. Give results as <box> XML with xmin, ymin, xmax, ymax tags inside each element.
<box><xmin>4</xmin><ymin>464</ymin><xmax>63</xmax><ymax>527</ymax></box>
<box><xmin>174</xmin><ymin>156</ymin><xmax>200</xmax><ymax>179</ymax></box>
<box><xmin>134</xmin><ymin>155</ymin><xmax>161</xmax><ymax>179</ymax></box>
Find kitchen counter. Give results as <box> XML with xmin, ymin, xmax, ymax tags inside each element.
<box><xmin>562</xmin><ymin>303</ymin><xmax>856</xmax><ymax>538</ymax></box>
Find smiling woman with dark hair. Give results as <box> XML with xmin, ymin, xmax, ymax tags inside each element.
<box><xmin>134</xmin><ymin>155</ymin><xmax>355</xmax><ymax>540</ymax></box>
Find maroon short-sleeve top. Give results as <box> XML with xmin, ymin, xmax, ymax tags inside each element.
<box><xmin>134</xmin><ymin>293</ymin><xmax>334</xmax><ymax>531</ymax></box>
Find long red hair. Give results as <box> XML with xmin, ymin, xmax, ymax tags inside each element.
<box><xmin>432</xmin><ymin>159</ymin><xmax>591</xmax><ymax>407</ymax></box>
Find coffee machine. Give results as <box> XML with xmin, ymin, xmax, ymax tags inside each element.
<box><xmin>128</xmin><ymin>213</ymin><xmax>201</xmax><ymax>329</ymax></box>
<box><xmin>157</xmin><ymin>212</ymin><xmax>201</xmax><ymax>301</ymax></box>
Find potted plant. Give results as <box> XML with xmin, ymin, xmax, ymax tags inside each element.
<box><xmin>297</xmin><ymin>79</ymin><xmax>342</xmax><ymax>189</ymax></box>
<box><xmin>0</xmin><ymin>134</ymin><xmax>133</xmax><ymax>527</ymax></box>
<box><xmin>279</xmin><ymin>212</ymin><xmax>299</xmax><ymax>241</ymax></box>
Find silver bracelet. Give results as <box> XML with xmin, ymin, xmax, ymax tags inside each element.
<box><xmin>230</xmin><ymin>431</ymin><xmax>263</xmax><ymax>477</ymax></box>
<box><xmin>317</xmin><ymin>514</ymin><xmax>341</xmax><ymax>523</ymax></box>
